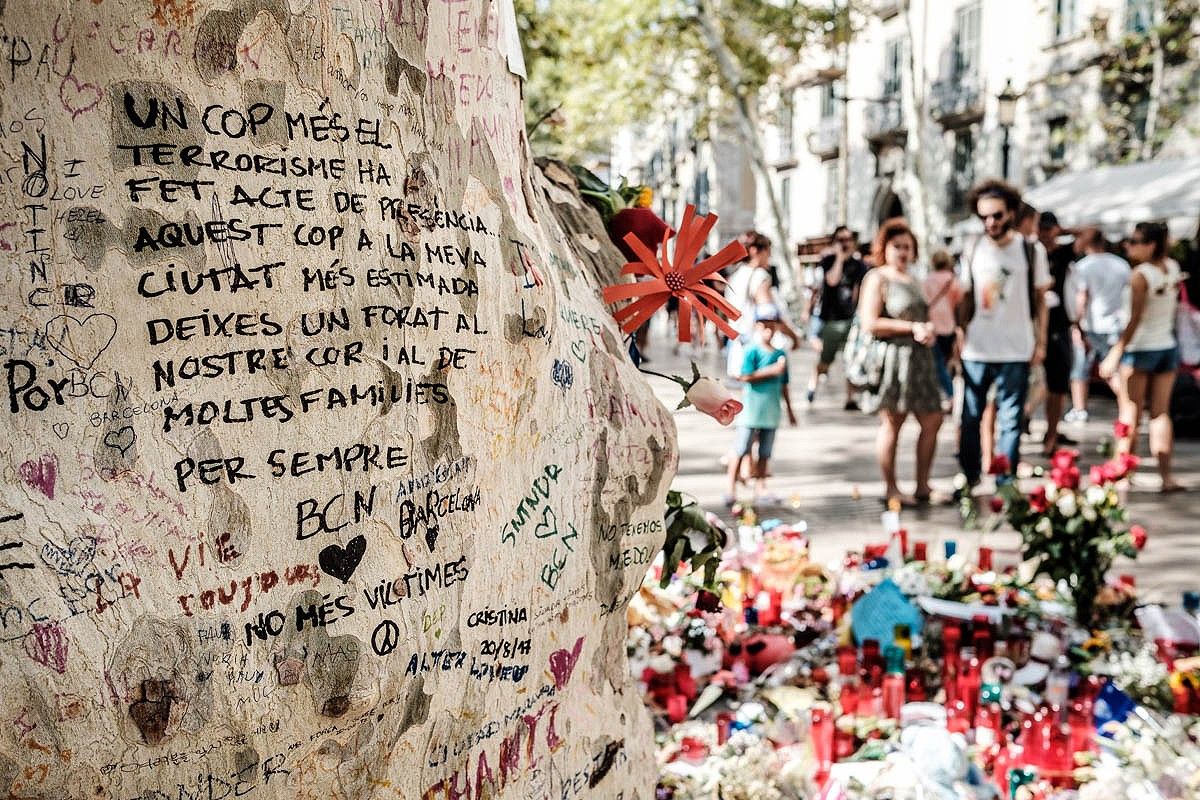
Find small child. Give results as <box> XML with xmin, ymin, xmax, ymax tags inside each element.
<box><xmin>725</xmin><ymin>305</ymin><xmax>797</xmax><ymax>506</ymax></box>
<box><xmin>921</xmin><ymin>248</ymin><xmax>962</xmax><ymax>404</ymax></box>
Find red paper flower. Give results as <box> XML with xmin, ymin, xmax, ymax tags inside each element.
<box><xmin>1114</xmin><ymin>420</ymin><xmax>1131</xmax><ymax>438</ymax></box>
<box><xmin>1130</xmin><ymin>524</ymin><xmax>1148</xmax><ymax>550</ymax></box>
<box><xmin>602</xmin><ymin>204</ymin><xmax>747</xmax><ymax>343</ymax></box>
<box><xmin>1029</xmin><ymin>485</ymin><xmax>1049</xmax><ymax>513</ymax></box>
<box><xmin>988</xmin><ymin>454</ymin><xmax>1011</xmax><ymax>475</ymax></box>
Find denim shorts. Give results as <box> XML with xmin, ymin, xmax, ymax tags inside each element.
<box><xmin>733</xmin><ymin>427</ymin><xmax>777</xmax><ymax>459</ymax></box>
<box><xmin>1071</xmin><ymin>332</ymin><xmax>1119</xmax><ymax>381</ymax></box>
<box><xmin>1121</xmin><ymin>346</ymin><xmax>1179</xmax><ymax>374</ymax></box>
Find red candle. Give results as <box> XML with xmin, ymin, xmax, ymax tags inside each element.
<box><xmin>978</xmin><ymin>546</ymin><xmax>993</xmax><ymax>571</ymax></box>
<box><xmin>913</xmin><ymin>541</ymin><xmax>928</xmax><ymax>561</ymax></box>
<box><xmin>667</xmin><ymin>694</ymin><xmax>688</xmax><ymax>724</ymax></box>
<box><xmin>840</xmin><ymin>680</ymin><xmax>859</xmax><ymax>716</ymax></box>
<box><xmin>716</xmin><ymin>711</ymin><xmax>734</xmax><ymax>745</ymax></box>
<box><xmin>810</xmin><ymin>706</ymin><xmax>834</xmax><ymax>784</ymax></box>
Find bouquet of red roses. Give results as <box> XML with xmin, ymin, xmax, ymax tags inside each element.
<box><xmin>994</xmin><ymin>448</ymin><xmax>1145</xmax><ymax>627</ymax></box>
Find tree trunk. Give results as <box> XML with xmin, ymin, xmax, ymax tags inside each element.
<box><xmin>900</xmin><ymin>0</ymin><xmax>940</xmax><ymax>257</ymax></box>
<box><xmin>0</xmin><ymin>2</ymin><xmax>668</xmax><ymax>797</ymax></box>
<box><xmin>696</xmin><ymin>0</ymin><xmax>797</xmax><ymax>304</ymax></box>
<box><xmin>1140</xmin><ymin>0</ymin><xmax>1166</xmax><ymax>160</ymax></box>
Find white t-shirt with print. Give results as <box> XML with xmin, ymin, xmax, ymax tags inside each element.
<box><xmin>1074</xmin><ymin>252</ymin><xmax>1130</xmax><ymax>335</ymax></box>
<box><xmin>960</xmin><ymin>235</ymin><xmax>1052</xmax><ymax>363</ymax></box>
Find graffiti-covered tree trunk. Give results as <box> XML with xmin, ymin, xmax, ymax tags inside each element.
<box><xmin>0</xmin><ymin>2</ymin><xmax>671</xmax><ymax>798</ymax></box>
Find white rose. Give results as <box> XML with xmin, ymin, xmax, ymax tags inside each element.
<box><xmin>1056</xmin><ymin>492</ymin><xmax>1078</xmax><ymax>517</ymax></box>
<box><xmin>648</xmin><ymin>654</ymin><xmax>675</xmax><ymax>673</ymax></box>
<box><xmin>1036</xmin><ymin>517</ymin><xmax>1053</xmax><ymax>535</ymax></box>
<box><xmin>1045</xmin><ymin>484</ymin><xmax>1059</xmax><ymax>502</ymax></box>
<box><xmin>662</xmin><ymin>635</ymin><xmax>684</xmax><ymax>658</ymax></box>
<box><xmin>1081</xmin><ymin>504</ymin><xmax>1097</xmax><ymax>522</ymax></box>
<box><xmin>1086</xmin><ymin>485</ymin><xmax>1106</xmax><ymax>507</ymax></box>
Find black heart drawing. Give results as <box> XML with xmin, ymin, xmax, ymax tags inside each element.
<box><xmin>319</xmin><ymin>535</ymin><xmax>366</xmax><ymax>583</ymax></box>
<box><xmin>533</xmin><ymin>506</ymin><xmax>557</xmax><ymax>539</ymax></box>
<box><xmin>570</xmin><ymin>340</ymin><xmax>587</xmax><ymax>364</ymax></box>
<box><xmin>104</xmin><ymin>426</ymin><xmax>135</xmax><ymax>456</ymax></box>
<box><xmin>423</xmin><ymin>525</ymin><xmax>439</xmax><ymax>553</ymax></box>
<box><xmin>44</xmin><ymin>313</ymin><xmax>117</xmax><ymax>370</ymax></box>
<box><xmin>40</xmin><ymin>536</ymin><xmax>97</xmax><ymax>576</ymax></box>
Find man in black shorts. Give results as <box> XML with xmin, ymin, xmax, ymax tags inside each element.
<box><xmin>1036</xmin><ymin>212</ymin><xmax>1077</xmax><ymax>454</ymax></box>
<box><xmin>804</xmin><ymin>226</ymin><xmax>868</xmax><ymax>409</ymax></box>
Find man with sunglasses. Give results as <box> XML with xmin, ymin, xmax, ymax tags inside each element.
<box><xmin>804</xmin><ymin>225</ymin><xmax>868</xmax><ymax>409</ymax></box>
<box><xmin>956</xmin><ymin>179</ymin><xmax>1052</xmax><ymax>490</ymax></box>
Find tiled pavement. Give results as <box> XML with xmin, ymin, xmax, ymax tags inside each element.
<box><xmin>638</xmin><ymin>318</ymin><xmax>1200</xmax><ymax>604</ymax></box>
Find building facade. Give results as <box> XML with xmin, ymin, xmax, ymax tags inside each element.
<box><xmin>613</xmin><ymin>0</ymin><xmax>1198</xmax><ymax>280</ymax></box>
<box><xmin>770</xmin><ymin>0</ymin><xmax>1199</xmax><ymax>259</ymax></box>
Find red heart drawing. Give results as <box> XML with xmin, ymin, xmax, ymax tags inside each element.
<box><xmin>25</xmin><ymin>622</ymin><xmax>69</xmax><ymax>674</ymax></box>
<box><xmin>19</xmin><ymin>453</ymin><xmax>57</xmax><ymax>499</ymax></box>
<box><xmin>59</xmin><ymin>75</ymin><xmax>103</xmax><ymax>119</ymax></box>
<box><xmin>548</xmin><ymin>636</ymin><xmax>584</xmax><ymax>690</ymax></box>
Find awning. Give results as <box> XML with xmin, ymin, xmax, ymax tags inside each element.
<box><xmin>1024</xmin><ymin>157</ymin><xmax>1200</xmax><ymax>240</ymax></box>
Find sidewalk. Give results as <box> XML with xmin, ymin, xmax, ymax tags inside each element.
<box><xmin>640</xmin><ymin>317</ymin><xmax>1200</xmax><ymax>604</ymax></box>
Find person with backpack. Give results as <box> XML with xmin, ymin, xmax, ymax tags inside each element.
<box><xmin>956</xmin><ymin>179</ymin><xmax>1052</xmax><ymax>490</ymax></box>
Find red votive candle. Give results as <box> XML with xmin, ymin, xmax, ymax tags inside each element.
<box><xmin>667</xmin><ymin>694</ymin><xmax>688</xmax><ymax>723</ymax></box>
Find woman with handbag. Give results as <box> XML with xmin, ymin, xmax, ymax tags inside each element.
<box><xmin>855</xmin><ymin>218</ymin><xmax>944</xmax><ymax>507</ymax></box>
<box><xmin>1099</xmin><ymin>221</ymin><xmax>1185</xmax><ymax>493</ymax></box>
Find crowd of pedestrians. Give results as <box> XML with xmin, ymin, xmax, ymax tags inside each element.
<box><xmin>714</xmin><ymin>176</ymin><xmax>1195</xmax><ymax>508</ymax></box>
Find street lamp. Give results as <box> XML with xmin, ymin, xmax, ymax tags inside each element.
<box><xmin>997</xmin><ymin>79</ymin><xmax>1019</xmax><ymax>179</ymax></box>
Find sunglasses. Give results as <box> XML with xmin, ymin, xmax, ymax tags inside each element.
<box><xmin>977</xmin><ymin>211</ymin><xmax>1007</xmax><ymax>222</ymax></box>
<box><xmin>835</xmin><ymin>237</ymin><xmax>855</xmax><ymax>244</ymax></box>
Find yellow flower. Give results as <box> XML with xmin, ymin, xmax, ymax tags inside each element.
<box><xmin>635</xmin><ymin>186</ymin><xmax>653</xmax><ymax>208</ymax></box>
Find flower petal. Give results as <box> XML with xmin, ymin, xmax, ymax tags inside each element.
<box><xmin>684</xmin><ymin>239</ymin><xmax>749</xmax><ymax>285</ymax></box>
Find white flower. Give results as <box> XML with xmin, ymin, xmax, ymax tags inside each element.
<box><xmin>1086</xmin><ymin>485</ymin><xmax>1106</xmax><ymax>507</ymax></box>
<box><xmin>647</xmin><ymin>654</ymin><xmax>675</xmax><ymax>673</ymax></box>
<box><xmin>662</xmin><ymin>635</ymin><xmax>684</xmax><ymax>658</ymax></box>
<box><xmin>1056</xmin><ymin>492</ymin><xmax>1078</xmax><ymax>517</ymax></box>
<box><xmin>1045</xmin><ymin>484</ymin><xmax>1059</xmax><ymax>502</ymax></box>
<box><xmin>1036</xmin><ymin>517</ymin><xmax>1054</xmax><ymax>535</ymax></box>
<box><xmin>953</xmin><ymin>473</ymin><xmax>968</xmax><ymax>489</ymax></box>
<box><xmin>1081</xmin><ymin>504</ymin><xmax>1097</xmax><ymax>522</ymax></box>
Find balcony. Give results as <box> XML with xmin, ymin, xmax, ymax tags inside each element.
<box><xmin>865</xmin><ymin>100</ymin><xmax>906</xmax><ymax>143</ymax></box>
<box><xmin>930</xmin><ymin>76</ymin><xmax>985</xmax><ymax>126</ymax></box>
<box><xmin>807</xmin><ymin>116</ymin><xmax>842</xmax><ymax>160</ymax></box>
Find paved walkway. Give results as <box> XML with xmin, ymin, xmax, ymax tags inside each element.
<box><xmin>639</xmin><ymin>318</ymin><xmax>1200</xmax><ymax>604</ymax></box>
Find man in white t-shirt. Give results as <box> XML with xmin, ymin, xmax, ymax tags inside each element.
<box><xmin>1066</xmin><ymin>227</ymin><xmax>1131</xmax><ymax>422</ymax></box>
<box><xmin>956</xmin><ymin>179</ymin><xmax>1052</xmax><ymax>487</ymax></box>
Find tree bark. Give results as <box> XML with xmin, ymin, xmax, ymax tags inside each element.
<box><xmin>1140</xmin><ymin>0</ymin><xmax>1166</xmax><ymax>160</ymax></box>
<box><xmin>900</xmin><ymin>0</ymin><xmax>940</xmax><ymax>257</ymax></box>
<box><xmin>0</xmin><ymin>2</ymin><xmax>667</xmax><ymax>797</ymax></box>
<box><xmin>696</xmin><ymin>0</ymin><xmax>797</xmax><ymax>303</ymax></box>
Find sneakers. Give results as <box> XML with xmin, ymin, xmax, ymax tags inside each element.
<box><xmin>1063</xmin><ymin>408</ymin><xmax>1089</xmax><ymax>424</ymax></box>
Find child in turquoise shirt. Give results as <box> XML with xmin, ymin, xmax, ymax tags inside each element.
<box><xmin>725</xmin><ymin>305</ymin><xmax>796</xmax><ymax>505</ymax></box>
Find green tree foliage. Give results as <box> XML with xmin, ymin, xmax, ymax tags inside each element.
<box><xmin>1096</xmin><ymin>0</ymin><xmax>1199</xmax><ymax>162</ymax></box>
<box><xmin>516</xmin><ymin>0</ymin><xmax>835</xmax><ymax>160</ymax></box>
